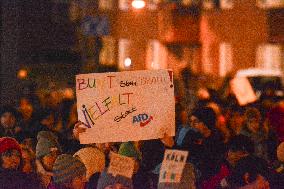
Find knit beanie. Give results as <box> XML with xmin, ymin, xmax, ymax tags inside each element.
<box><xmin>36</xmin><ymin>131</ymin><xmax>61</xmax><ymax>159</ymax></box>
<box><xmin>277</xmin><ymin>142</ymin><xmax>284</xmax><ymax>163</ymax></box>
<box><xmin>191</xmin><ymin>107</ymin><xmax>216</xmax><ymax>130</ymax></box>
<box><xmin>0</xmin><ymin>137</ymin><xmax>21</xmax><ymax>155</ymax></box>
<box><xmin>74</xmin><ymin>147</ymin><xmax>105</xmax><ymax>180</ymax></box>
<box><xmin>118</xmin><ymin>142</ymin><xmax>141</xmax><ymax>161</ymax></box>
<box><xmin>53</xmin><ymin>154</ymin><xmax>86</xmax><ymax>184</ymax></box>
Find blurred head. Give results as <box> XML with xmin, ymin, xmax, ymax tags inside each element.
<box><xmin>228</xmin><ymin>156</ymin><xmax>270</xmax><ymax>188</ymax></box>
<box><xmin>0</xmin><ymin>137</ymin><xmax>22</xmax><ymax>170</ymax></box>
<box><xmin>245</xmin><ymin>107</ymin><xmax>261</xmax><ymax>133</ymax></box>
<box><xmin>228</xmin><ymin>106</ymin><xmax>245</xmax><ymax>135</ymax></box>
<box><xmin>21</xmin><ymin>145</ymin><xmax>35</xmax><ymax>173</ymax></box>
<box><xmin>190</xmin><ymin>107</ymin><xmax>216</xmax><ymax>137</ymax></box>
<box><xmin>226</xmin><ymin>135</ymin><xmax>254</xmax><ymax>166</ymax></box>
<box><xmin>53</xmin><ymin>154</ymin><xmax>87</xmax><ymax>189</ymax></box>
<box><xmin>19</xmin><ymin>98</ymin><xmax>34</xmax><ymax>121</ymax></box>
<box><xmin>0</xmin><ymin>106</ymin><xmax>18</xmax><ymax>129</ymax></box>
<box><xmin>37</xmin><ymin>109</ymin><xmax>55</xmax><ymax>130</ymax></box>
<box><xmin>36</xmin><ymin>131</ymin><xmax>61</xmax><ymax>171</ymax></box>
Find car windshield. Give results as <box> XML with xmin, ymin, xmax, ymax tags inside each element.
<box><xmin>247</xmin><ymin>76</ymin><xmax>283</xmax><ymax>92</ymax></box>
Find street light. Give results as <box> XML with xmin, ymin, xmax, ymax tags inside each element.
<box><xmin>124</xmin><ymin>57</ymin><xmax>132</xmax><ymax>67</ymax></box>
<box><xmin>132</xmin><ymin>0</ymin><xmax>146</xmax><ymax>9</ymax></box>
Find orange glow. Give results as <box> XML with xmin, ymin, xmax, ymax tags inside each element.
<box><xmin>132</xmin><ymin>0</ymin><xmax>145</xmax><ymax>9</ymax></box>
<box><xmin>17</xmin><ymin>69</ymin><xmax>28</xmax><ymax>79</ymax></box>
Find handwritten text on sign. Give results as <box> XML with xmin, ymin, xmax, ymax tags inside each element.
<box><xmin>76</xmin><ymin>70</ymin><xmax>175</xmax><ymax>144</ymax></box>
<box><xmin>107</xmin><ymin>152</ymin><xmax>135</xmax><ymax>178</ymax></box>
<box><xmin>159</xmin><ymin>150</ymin><xmax>188</xmax><ymax>183</ymax></box>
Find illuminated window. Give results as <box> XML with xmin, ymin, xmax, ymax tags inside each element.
<box><xmin>203</xmin><ymin>0</ymin><xmax>216</xmax><ymax>9</ymax></box>
<box><xmin>100</xmin><ymin>37</ymin><xmax>116</xmax><ymax>66</ymax></box>
<box><xmin>99</xmin><ymin>0</ymin><xmax>114</xmax><ymax>10</ymax></box>
<box><xmin>118</xmin><ymin>39</ymin><xmax>131</xmax><ymax>69</ymax></box>
<box><xmin>182</xmin><ymin>0</ymin><xmax>201</xmax><ymax>6</ymax></box>
<box><xmin>148</xmin><ymin>0</ymin><xmax>162</xmax><ymax>10</ymax></box>
<box><xmin>220</xmin><ymin>0</ymin><xmax>233</xmax><ymax>9</ymax></box>
<box><xmin>146</xmin><ymin>40</ymin><xmax>168</xmax><ymax>70</ymax></box>
<box><xmin>256</xmin><ymin>44</ymin><xmax>282</xmax><ymax>71</ymax></box>
<box><xmin>257</xmin><ymin>0</ymin><xmax>284</xmax><ymax>9</ymax></box>
<box><xmin>219</xmin><ymin>42</ymin><xmax>233</xmax><ymax>77</ymax></box>
<box><xmin>119</xmin><ymin>0</ymin><xmax>130</xmax><ymax>11</ymax></box>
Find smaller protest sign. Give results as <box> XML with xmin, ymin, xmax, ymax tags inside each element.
<box><xmin>159</xmin><ymin>149</ymin><xmax>188</xmax><ymax>183</ymax></box>
<box><xmin>107</xmin><ymin>152</ymin><xmax>135</xmax><ymax>178</ymax></box>
<box><xmin>230</xmin><ymin>77</ymin><xmax>257</xmax><ymax>106</ymax></box>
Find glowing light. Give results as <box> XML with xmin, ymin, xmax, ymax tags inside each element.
<box><xmin>124</xmin><ymin>58</ymin><xmax>132</xmax><ymax>67</ymax></box>
<box><xmin>132</xmin><ymin>0</ymin><xmax>145</xmax><ymax>9</ymax></box>
<box><xmin>63</xmin><ymin>88</ymin><xmax>74</xmax><ymax>99</ymax></box>
<box><xmin>17</xmin><ymin>69</ymin><xmax>28</xmax><ymax>79</ymax></box>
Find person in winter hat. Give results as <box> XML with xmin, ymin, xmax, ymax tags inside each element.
<box><xmin>74</xmin><ymin>147</ymin><xmax>105</xmax><ymax>180</ymax></box>
<box><xmin>36</xmin><ymin>131</ymin><xmax>61</xmax><ymax>171</ymax></box>
<box><xmin>0</xmin><ymin>137</ymin><xmax>44</xmax><ymax>188</ymax></box>
<box><xmin>0</xmin><ymin>137</ymin><xmax>22</xmax><ymax>170</ymax></box>
<box><xmin>36</xmin><ymin>131</ymin><xmax>61</xmax><ymax>188</ymax></box>
<box><xmin>241</xmin><ymin>107</ymin><xmax>269</xmax><ymax>161</ymax></box>
<box><xmin>53</xmin><ymin>154</ymin><xmax>87</xmax><ymax>189</ymax></box>
<box><xmin>187</xmin><ymin>107</ymin><xmax>226</xmax><ymax>182</ymax></box>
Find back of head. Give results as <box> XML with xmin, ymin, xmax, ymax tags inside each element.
<box><xmin>36</xmin><ymin>131</ymin><xmax>61</xmax><ymax>159</ymax></box>
<box><xmin>244</xmin><ymin>107</ymin><xmax>261</xmax><ymax>121</ymax></box>
<box><xmin>229</xmin><ymin>155</ymin><xmax>269</xmax><ymax>187</ymax></box>
<box><xmin>191</xmin><ymin>107</ymin><xmax>217</xmax><ymax>131</ymax></box>
<box><xmin>118</xmin><ymin>142</ymin><xmax>141</xmax><ymax>161</ymax></box>
<box><xmin>228</xmin><ymin>135</ymin><xmax>254</xmax><ymax>154</ymax></box>
<box><xmin>53</xmin><ymin>154</ymin><xmax>86</xmax><ymax>185</ymax></box>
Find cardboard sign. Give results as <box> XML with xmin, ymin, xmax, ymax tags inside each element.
<box><xmin>107</xmin><ymin>152</ymin><xmax>135</xmax><ymax>178</ymax></box>
<box><xmin>159</xmin><ymin>150</ymin><xmax>188</xmax><ymax>183</ymax></box>
<box><xmin>230</xmin><ymin>77</ymin><xmax>257</xmax><ymax>106</ymax></box>
<box><xmin>76</xmin><ymin>70</ymin><xmax>175</xmax><ymax>144</ymax></box>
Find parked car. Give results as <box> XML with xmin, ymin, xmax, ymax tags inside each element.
<box><xmin>220</xmin><ymin>68</ymin><xmax>284</xmax><ymax>101</ymax></box>
<box><xmin>235</xmin><ymin>68</ymin><xmax>283</xmax><ymax>98</ymax></box>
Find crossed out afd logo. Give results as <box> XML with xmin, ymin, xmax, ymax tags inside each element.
<box><xmin>133</xmin><ymin>114</ymin><xmax>153</xmax><ymax>127</ymax></box>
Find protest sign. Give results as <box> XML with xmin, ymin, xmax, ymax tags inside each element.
<box><xmin>107</xmin><ymin>152</ymin><xmax>135</xmax><ymax>178</ymax></box>
<box><xmin>76</xmin><ymin>69</ymin><xmax>175</xmax><ymax>144</ymax></box>
<box><xmin>159</xmin><ymin>149</ymin><xmax>188</xmax><ymax>183</ymax></box>
<box><xmin>230</xmin><ymin>77</ymin><xmax>257</xmax><ymax>106</ymax></box>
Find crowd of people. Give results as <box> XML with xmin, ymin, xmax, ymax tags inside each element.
<box><xmin>0</xmin><ymin>87</ymin><xmax>284</xmax><ymax>189</ymax></box>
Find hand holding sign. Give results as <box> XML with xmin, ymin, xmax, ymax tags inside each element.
<box><xmin>73</xmin><ymin>121</ymin><xmax>88</xmax><ymax>140</ymax></box>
